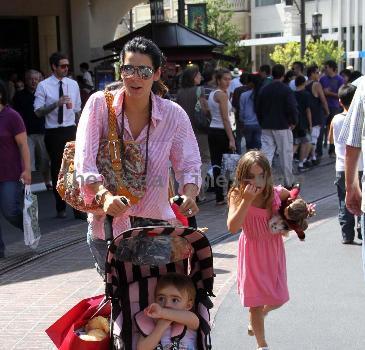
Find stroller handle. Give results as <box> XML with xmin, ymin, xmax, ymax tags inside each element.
<box><xmin>104</xmin><ymin>196</ymin><xmax>198</xmax><ymax>243</ymax></box>
<box><xmin>172</xmin><ymin>195</ymin><xmax>198</xmax><ymax>229</ymax></box>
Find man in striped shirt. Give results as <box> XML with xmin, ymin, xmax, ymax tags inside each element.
<box><xmin>339</xmin><ymin>76</ymin><xmax>365</xmax><ymax>274</ymax></box>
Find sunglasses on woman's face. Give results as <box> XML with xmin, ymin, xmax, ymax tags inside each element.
<box><xmin>121</xmin><ymin>65</ymin><xmax>154</xmax><ymax>80</ymax></box>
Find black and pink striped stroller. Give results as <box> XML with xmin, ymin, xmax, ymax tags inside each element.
<box><xmin>104</xmin><ymin>213</ymin><xmax>215</xmax><ymax>350</ymax></box>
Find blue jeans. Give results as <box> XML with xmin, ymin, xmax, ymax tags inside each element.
<box><xmin>0</xmin><ymin>181</ymin><xmax>23</xmax><ymax>253</ymax></box>
<box><xmin>334</xmin><ymin>172</ymin><xmax>362</xmax><ymax>241</ymax></box>
<box><xmin>243</xmin><ymin>125</ymin><xmax>262</xmax><ymax>150</ymax></box>
<box><xmin>87</xmin><ymin>224</ymin><xmax>108</xmax><ymax>277</ymax></box>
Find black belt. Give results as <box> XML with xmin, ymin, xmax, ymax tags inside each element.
<box><xmin>45</xmin><ymin>125</ymin><xmax>76</xmax><ymax>134</ymax></box>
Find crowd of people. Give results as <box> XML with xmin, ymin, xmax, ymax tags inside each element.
<box><xmin>174</xmin><ymin>59</ymin><xmax>363</xmax><ymax>203</ymax></box>
<box><xmin>0</xmin><ymin>55</ymin><xmax>97</xmax><ymax>257</ymax></box>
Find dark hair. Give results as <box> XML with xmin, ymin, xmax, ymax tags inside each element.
<box><xmin>284</xmin><ymin>70</ymin><xmax>295</xmax><ymax>84</ymax></box>
<box><xmin>340</xmin><ymin>69</ymin><xmax>352</xmax><ymax>80</ymax></box>
<box><xmin>240</xmin><ymin>71</ymin><xmax>250</xmax><ymax>85</ymax></box>
<box><xmin>306</xmin><ymin>65</ymin><xmax>319</xmax><ymax>78</ymax></box>
<box><xmin>295</xmin><ymin>75</ymin><xmax>306</xmax><ymax>87</ymax></box>
<box><xmin>121</xmin><ymin>36</ymin><xmax>162</xmax><ymax>70</ymax></box>
<box><xmin>120</xmin><ymin>36</ymin><xmax>167</xmax><ymax>96</ymax></box>
<box><xmin>272</xmin><ymin>64</ymin><xmax>285</xmax><ymax>79</ymax></box>
<box><xmin>0</xmin><ymin>80</ymin><xmax>8</xmax><ymax>105</ymax></box>
<box><xmin>292</xmin><ymin>61</ymin><xmax>304</xmax><ymax>72</ymax></box>
<box><xmin>181</xmin><ymin>65</ymin><xmax>200</xmax><ymax>88</ymax></box>
<box><xmin>349</xmin><ymin>70</ymin><xmax>362</xmax><ymax>83</ymax></box>
<box><xmin>202</xmin><ymin>63</ymin><xmax>215</xmax><ymax>83</ymax></box>
<box><xmin>49</xmin><ymin>52</ymin><xmax>68</xmax><ymax>70</ymax></box>
<box><xmin>259</xmin><ymin>64</ymin><xmax>271</xmax><ymax>76</ymax></box>
<box><xmin>215</xmin><ymin>68</ymin><xmax>231</xmax><ymax>84</ymax></box>
<box><xmin>324</xmin><ymin>60</ymin><xmax>337</xmax><ymax>71</ymax></box>
<box><xmin>248</xmin><ymin>73</ymin><xmax>263</xmax><ymax>114</ymax></box>
<box><xmin>338</xmin><ymin>84</ymin><xmax>357</xmax><ymax>108</ymax></box>
<box><xmin>80</xmin><ymin>62</ymin><xmax>89</xmax><ymax>70</ymax></box>
<box><xmin>156</xmin><ymin>273</ymin><xmax>196</xmax><ymax>303</ymax></box>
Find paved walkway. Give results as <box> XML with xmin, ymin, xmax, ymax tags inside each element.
<box><xmin>212</xmin><ymin>197</ymin><xmax>365</xmax><ymax>349</ymax></box>
<box><xmin>0</xmin><ymin>157</ymin><xmax>336</xmax><ymax>349</ymax></box>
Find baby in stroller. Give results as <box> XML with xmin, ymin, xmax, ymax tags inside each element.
<box><xmin>105</xmin><ymin>225</ymin><xmax>214</xmax><ymax>350</ymax></box>
<box><xmin>136</xmin><ymin>273</ymin><xmax>199</xmax><ymax>350</ymax></box>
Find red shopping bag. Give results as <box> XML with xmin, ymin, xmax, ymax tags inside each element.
<box><xmin>45</xmin><ymin>294</ymin><xmax>111</xmax><ymax>350</ymax></box>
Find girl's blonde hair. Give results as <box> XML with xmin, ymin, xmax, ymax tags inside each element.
<box><xmin>228</xmin><ymin>150</ymin><xmax>273</xmax><ymax>213</ymax></box>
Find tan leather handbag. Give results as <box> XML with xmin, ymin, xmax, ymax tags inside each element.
<box><xmin>56</xmin><ymin>90</ymin><xmax>149</xmax><ymax>213</ymax></box>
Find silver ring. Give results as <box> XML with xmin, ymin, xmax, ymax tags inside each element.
<box><xmin>187</xmin><ymin>209</ymin><xmax>193</xmax><ymax>215</ymax></box>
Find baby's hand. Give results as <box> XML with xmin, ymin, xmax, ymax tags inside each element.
<box><xmin>144</xmin><ymin>303</ymin><xmax>163</xmax><ymax>319</ymax></box>
<box><xmin>156</xmin><ymin>318</ymin><xmax>172</xmax><ymax>330</ymax></box>
<box><xmin>243</xmin><ymin>184</ymin><xmax>260</xmax><ymax>202</ymax></box>
<box><xmin>307</xmin><ymin>203</ymin><xmax>316</xmax><ymax>217</ymax></box>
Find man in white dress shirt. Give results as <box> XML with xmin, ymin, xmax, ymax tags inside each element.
<box><xmin>34</xmin><ymin>52</ymin><xmax>83</xmax><ymax>219</ymax></box>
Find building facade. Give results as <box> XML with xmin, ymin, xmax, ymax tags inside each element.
<box><xmin>0</xmin><ymin>0</ymin><xmax>142</xmax><ymax>79</ymax></box>
<box><xmin>117</xmin><ymin>0</ymin><xmax>251</xmax><ymax>41</ymax></box>
<box><xmin>244</xmin><ymin>0</ymin><xmax>365</xmax><ymax>72</ymax></box>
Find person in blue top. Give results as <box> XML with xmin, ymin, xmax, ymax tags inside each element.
<box><xmin>239</xmin><ymin>73</ymin><xmax>262</xmax><ymax>151</ymax></box>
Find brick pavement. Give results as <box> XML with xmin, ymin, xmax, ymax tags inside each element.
<box><xmin>0</xmin><ymin>228</ymin><xmax>241</xmax><ymax>349</ymax></box>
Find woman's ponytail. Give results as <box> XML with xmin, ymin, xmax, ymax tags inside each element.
<box><xmin>152</xmin><ymin>79</ymin><xmax>169</xmax><ymax>97</ymax></box>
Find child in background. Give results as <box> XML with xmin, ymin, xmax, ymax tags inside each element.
<box><xmin>136</xmin><ymin>273</ymin><xmax>199</xmax><ymax>350</ymax></box>
<box><xmin>294</xmin><ymin>75</ymin><xmax>312</xmax><ymax>171</ymax></box>
<box><xmin>227</xmin><ymin>150</ymin><xmax>291</xmax><ymax>350</ymax></box>
<box><xmin>329</xmin><ymin>84</ymin><xmax>363</xmax><ymax>244</ymax></box>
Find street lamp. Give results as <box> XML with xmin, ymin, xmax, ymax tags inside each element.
<box><xmin>312</xmin><ymin>12</ymin><xmax>322</xmax><ymax>41</ymax></box>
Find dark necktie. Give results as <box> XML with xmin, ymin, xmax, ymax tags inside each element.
<box><xmin>58</xmin><ymin>80</ymin><xmax>63</xmax><ymax>124</ymax></box>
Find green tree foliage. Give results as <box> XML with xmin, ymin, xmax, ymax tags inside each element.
<box><xmin>206</xmin><ymin>0</ymin><xmax>239</xmax><ymax>51</ymax></box>
<box><xmin>204</xmin><ymin>0</ymin><xmax>250</xmax><ymax>69</ymax></box>
<box><xmin>270</xmin><ymin>40</ymin><xmax>345</xmax><ymax>69</ymax></box>
<box><xmin>304</xmin><ymin>40</ymin><xmax>345</xmax><ymax>68</ymax></box>
<box><xmin>269</xmin><ymin>42</ymin><xmax>301</xmax><ymax>69</ymax></box>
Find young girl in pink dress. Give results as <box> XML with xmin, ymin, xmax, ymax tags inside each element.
<box><xmin>227</xmin><ymin>150</ymin><xmax>291</xmax><ymax>350</ymax></box>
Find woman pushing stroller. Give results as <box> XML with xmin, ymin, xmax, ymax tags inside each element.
<box><xmin>74</xmin><ymin>37</ymin><xmax>202</xmax><ymax>273</ymax></box>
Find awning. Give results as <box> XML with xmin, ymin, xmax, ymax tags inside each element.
<box><xmin>104</xmin><ymin>22</ymin><xmax>225</xmax><ymax>52</ymax></box>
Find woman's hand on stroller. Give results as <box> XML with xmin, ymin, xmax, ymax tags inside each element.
<box><xmin>179</xmin><ymin>195</ymin><xmax>199</xmax><ymax>217</ymax></box>
<box><xmin>103</xmin><ymin>194</ymin><xmax>131</xmax><ymax>217</ymax></box>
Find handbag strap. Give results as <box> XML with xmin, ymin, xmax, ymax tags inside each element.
<box><xmin>103</xmin><ymin>90</ymin><xmax>152</xmax><ymax>176</ymax></box>
<box><xmin>120</xmin><ymin>93</ymin><xmax>152</xmax><ymax>176</ymax></box>
<box><xmin>104</xmin><ymin>91</ymin><xmax>122</xmax><ymax>173</ymax></box>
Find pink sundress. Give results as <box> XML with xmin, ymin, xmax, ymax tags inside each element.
<box><xmin>237</xmin><ymin>186</ymin><xmax>290</xmax><ymax>307</ymax></box>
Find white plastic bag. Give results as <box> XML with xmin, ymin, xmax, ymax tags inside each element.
<box><xmin>221</xmin><ymin>153</ymin><xmax>241</xmax><ymax>181</ymax></box>
<box><xmin>23</xmin><ymin>185</ymin><xmax>41</xmax><ymax>249</ymax></box>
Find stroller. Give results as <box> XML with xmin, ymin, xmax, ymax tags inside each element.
<box><xmin>104</xmin><ymin>204</ymin><xmax>215</xmax><ymax>350</ymax></box>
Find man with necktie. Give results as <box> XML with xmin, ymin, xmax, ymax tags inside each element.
<box><xmin>34</xmin><ymin>52</ymin><xmax>84</xmax><ymax>219</ymax></box>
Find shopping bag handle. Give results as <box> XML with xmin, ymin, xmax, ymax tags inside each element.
<box><xmin>172</xmin><ymin>195</ymin><xmax>197</xmax><ymax>229</ymax></box>
<box><xmin>24</xmin><ymin>184</ymin><xmax>31</xmax><ymax>196</ymax></box>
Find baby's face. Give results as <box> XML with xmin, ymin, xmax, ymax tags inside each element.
<box><xmin>155</xmin><ymin>285</ymin><xmax>192</xmax><ymax>311</ymax></box>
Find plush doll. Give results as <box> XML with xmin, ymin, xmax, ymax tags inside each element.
<box><xmin>269</xmin><ymin>184</ymin><xmax>315</xmax><ymax>240</ymax></box>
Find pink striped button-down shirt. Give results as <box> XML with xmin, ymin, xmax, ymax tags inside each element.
<box><xmin>75</xmin><ymin>88</ymin><xmax>202</xmax><ymax>239</ymax></box>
